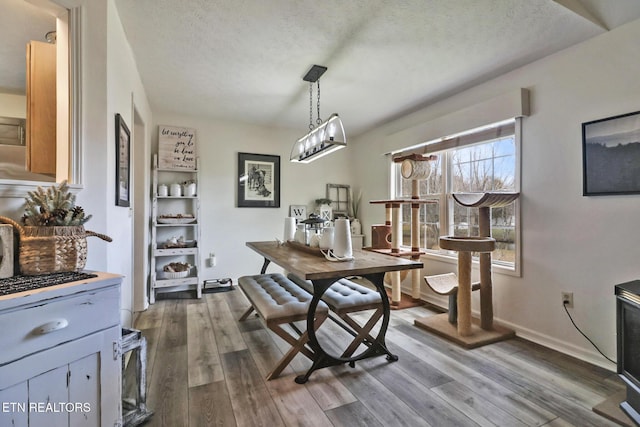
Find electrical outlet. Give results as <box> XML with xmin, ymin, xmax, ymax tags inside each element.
<box><xmin>561</xmin><ymin>291</ymin><xmax>573</xmax><ymax>308</ymax></box>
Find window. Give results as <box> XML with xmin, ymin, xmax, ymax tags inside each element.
<box><xmin>392</xmin><ymin>119</ymin><xmax>520</xmax><ymax>271</ymax></box>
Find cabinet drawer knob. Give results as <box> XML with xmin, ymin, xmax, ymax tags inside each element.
<box><xmin>34</xmin><ymin>319</ymin><xmax>69</xmax><ymax>335</ymax></box>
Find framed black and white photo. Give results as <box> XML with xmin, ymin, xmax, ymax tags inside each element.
<box><xmin>115</xmin><ymin>113</ymin><xmax>130</xmax><ymax>207</ymax></box>
<box><xmin>237</xmin><ymin>152</ymin><xmax>280</xmax><ymax>207</ymax></box>
<box><xmin>582</xmin><ymin>110</ymin><xmax>640</xmax><ymax>196</ymax></box>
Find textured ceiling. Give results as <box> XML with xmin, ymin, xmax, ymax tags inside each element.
<box><xmin>3</xmin><ymin>1</ymin><xmax>640</xmax><ymax>137</ymax></box>
<box><xmin>114</xmin><ymin>0</ymin><xmax>640</xmax><ymax>136</ymax></box>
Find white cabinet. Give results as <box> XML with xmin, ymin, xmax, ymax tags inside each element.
<box><xmin>0</xmin><ymin>272</ymin><xmax>122</xmax><ymax>427</ymax></box>
<box><xmin>150</xmin><ymin>154</ymin><xmax>201</xmax><ymax>303</ymax></box>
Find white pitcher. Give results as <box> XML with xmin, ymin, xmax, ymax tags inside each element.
<box><xmin>333</xmin><ymin>218</ymin><xmax>353</xmax><ymax>258</ymax></box>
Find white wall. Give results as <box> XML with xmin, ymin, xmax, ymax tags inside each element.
<box><xmin>353</xmin><ymin>18</ymin><xmax>640</xmax><ymax>369</ymax></box>
<box><xmin>0</xmin><ymin>94</ymin><xmax>26</xmax><ymax>118</ymax></box>
<box><xmin>151</xmin><ymin>112</ymin><xmax>355</xmax><ymax>281</ymax></box>
<box><xmin>105</xmin><ymin>0</ymin><xmax>152</xmax><ymax>324</ymax></box>
<box><xmin>0</xmin><ymin>0</ymin><xmax>151</xmax><ymax>327</ymax></box>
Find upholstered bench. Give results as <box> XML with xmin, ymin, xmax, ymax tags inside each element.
<box><xmin>287</xmin><ymin>274</ymin><xmax>383</xmax><ymax>358</ymax></box>
<box><xmin>237</xmin><ymin>273</ymin><xmax>328</xmax><ymax>380</ymax></box>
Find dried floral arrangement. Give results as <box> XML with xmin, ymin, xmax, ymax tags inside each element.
<box><xmin>21</xmin><ymin>180</ymin><xmax>92</xmax><ymax>226</ymax></box>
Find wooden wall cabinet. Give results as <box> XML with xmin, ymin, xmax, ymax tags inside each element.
<box><xmin>0</xmin><ymin>273</ymin><xmax>122</xmax><ymax>426</ymax></box>
<box><xmin>26</xmin><ymin>40</ymin><xmax>56</xmax><ymax>176</ymax></box>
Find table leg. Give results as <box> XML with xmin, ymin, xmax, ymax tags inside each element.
<box><xmin>259</xmin><ymin>258</ymin><xmax>271</xmax><ymax>274</ymax></box>
<box><xmin>295</xmin><ymin>272</ymin><xmax>397</xmax><ymax>384</ymax></box>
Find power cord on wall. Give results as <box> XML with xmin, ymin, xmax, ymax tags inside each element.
<box><xmin>562</xmin><ymin>301</ymin><xmax>616</xmax><ymax>364</ymax></box>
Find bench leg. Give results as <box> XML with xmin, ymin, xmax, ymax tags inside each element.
<box><xmin>266</xmin><ymin>314</ymin><xmax>327</xmax><ymax>380</ymax></box>
<box><xmin>340</xmin><ymin>307</ymin><xmax>383</xmax><ymax>358</ymax></box>
<box><xmin>239</xmin><ymin>306</ymin><xmax>254</xmax><ymax>321</ymax></box>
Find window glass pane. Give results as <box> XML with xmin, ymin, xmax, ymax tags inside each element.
<box><xmin>491</xmin><ymin>205</ymin><xmax>516</xmax><ymax>263</ymax></box>
<box><xmin>453</xmin><ymin>205</ymin><xmax>479</xmax><ymax>237</ymax></box>
<box><xmin>391</xmin><ymin>120</ymin><xmax>517</xmax><ymax>269</ymax></box>
<box><xmin>421</xmin><ymin>202</ymin><xmax>440</xmax><ymax>250</ymax></box>
<box><xmin>493</xmin><ymin>136</ymin><xmax>516</xmax><ymax>190</ymax></box>
<box><xmin>401</xmin><ymin>204</ymin><xmax>411</xmax><ymax>244</ymax></box>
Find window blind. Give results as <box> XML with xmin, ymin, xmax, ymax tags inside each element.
<box><xmin>391</xmin><ymin>120</ymin><xmax>515</xmax><ymax>161</ymax></box>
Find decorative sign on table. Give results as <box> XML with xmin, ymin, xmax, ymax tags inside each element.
<box><xmin>158</xmin><ymin>125</ymin><xmax>197</xmax><ymax>170</ymax></box>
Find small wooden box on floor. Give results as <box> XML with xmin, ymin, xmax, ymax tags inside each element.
<box><xmin>414</xmin><ymin>314</ymin><xmax>515</xmax><ymax>349</ymax></box>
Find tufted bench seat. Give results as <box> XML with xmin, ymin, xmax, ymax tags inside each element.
<box><xmin>287</xmin><ymin>274</ymin><xmax>383</xmax><ymax>358</ymax></box>
<box><xmin>238</xmin><ymin>273</ymin><xmax>328</xmax><ymax>380</ymax></box>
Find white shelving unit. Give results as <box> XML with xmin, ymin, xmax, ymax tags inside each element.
<box><xmin>150</xmin><ymin>154</ymin><xmax>201</xmax><ymax>303</ymax></box>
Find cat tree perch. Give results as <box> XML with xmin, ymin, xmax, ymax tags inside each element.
<box><xmin>415</xmin><ymin>192</ymin><xmax>519</xmax><ymax>348</ymax></box>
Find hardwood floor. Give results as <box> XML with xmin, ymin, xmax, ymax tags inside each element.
<box><xmin>134</xmin><ymin>289</ymin><xmax>624</xmax><ymax>427</ymax></box>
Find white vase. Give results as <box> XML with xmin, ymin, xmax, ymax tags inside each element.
<box><xmin>350</xmin><ymin>218</ymin><xmax>362</xmax><ymax>235</ymax></box>
<box><xmin>319</xmin><ymin>226</ymin><xmax>334</xmax><ymax>249</ymax></box>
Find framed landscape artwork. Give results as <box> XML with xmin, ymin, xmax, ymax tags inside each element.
<box><xmin>237</xmin><ymin>153</ymin><xmax>280</xmax><ymax>207</ymax></box>
<box><xmin>582</xmin><ymin>110</ymin><xmax>640</xmax><ymax>196</ymax></box>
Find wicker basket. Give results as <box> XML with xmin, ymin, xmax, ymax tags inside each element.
<box><xmin>0</xmin><ymin>216</ymin><xmax>112</xmax><ymax>275</ymax></box>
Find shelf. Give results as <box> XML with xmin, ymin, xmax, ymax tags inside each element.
<box><xmin>150</xmin><ymin>153</ymin><xmax>202</xmax><ymax>303</ymax></box>
<box><xmin>369</xmin><ymin>199</ymin><xmax>438</xmax><ymax>205</ymax></box>
<box><xmin>153</xmin><ymin>276</ymin><xmax>199</xmax><ymax>288</ymax></box>
<box><xmin>155</xmin><ymin>195</ymin><xmax>198</xmax><ymax>199</ymax></box>
<box><xmin>156</xmin><ymin>168</ymin><xmax>197</xmax><ymax>173</ymax></box>
<box><xmin>154</xmin><ymin>247</ymin><xmax>198</xmax><ymax>256</ymax></box>
<box><xmin>364</xmin><ymin>247</ymin><xmax>425</xmax><ymax>257</ymax></box>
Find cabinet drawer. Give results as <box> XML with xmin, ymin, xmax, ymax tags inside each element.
<box><xmin>0</xmin><ymin>285</ymin><xmax>119</xmax><ymax>365</ymax></box>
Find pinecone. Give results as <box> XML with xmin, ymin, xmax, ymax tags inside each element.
<box><xmin>52</xmin><ymin>208</ymin><xmax>69</xmax><ymax>224</ymax></box>
<box><xmin>40</xmin><ymin>211</ymin><xmax>55</xmax><ymax>226</ymax></box>
<box><xmin>72</xmin><ymin>206</ymin><xmax>84</xmax><ymax>219</ymax></box>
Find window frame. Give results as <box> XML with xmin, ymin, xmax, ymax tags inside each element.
<box><xmin>391</xmin><ymin>118</ymin><xmax>522</xmax><ymax>277</ymax></box>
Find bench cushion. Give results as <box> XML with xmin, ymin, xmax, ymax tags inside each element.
<box><xmin>238</xmin><ymin>273</ymin><xmax>327</xmax><ymax>321</ymax></box>
<box><xmin>287</xmin><ymin>274</ymin><xmax>381</xmax><ymax>312</ymax></box>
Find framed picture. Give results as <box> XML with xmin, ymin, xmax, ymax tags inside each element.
<box><xmin>582</xmin><ymin>110</ymin><xmax>640</xmax><ymax>196</ymax></box>
<box><xmin>115</xmin><ymin>113</ymin><xmax>131</xmax><ymax>207</ymax></box>
<box><xmin>237</xmin><ymin>152</ymin><xmax>280</xmax><ymax>208</ymax></box>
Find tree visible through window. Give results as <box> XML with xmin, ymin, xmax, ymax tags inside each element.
<box><xmin>394</xmin><ymin>121</ymin><xmax>519</xmax><ymax>267</ymax></box>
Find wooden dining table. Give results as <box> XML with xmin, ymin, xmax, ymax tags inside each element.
<box><xmin>246</xmin><ymin>241</ymin><xmax>423</xmax><ymax>383</ymax></box>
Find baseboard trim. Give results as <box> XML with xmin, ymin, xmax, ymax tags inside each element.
<box><xmin>414</xmin><ymin>289</ymin><xmax>617</xmax><ymax>372</ymax></box>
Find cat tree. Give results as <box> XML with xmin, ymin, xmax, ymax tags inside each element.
<box><xmin>369</xmin><ymin>154</ymin><xmax>436</xmax><ymax>306</ymax></box>
<box><xmin>415</xmin><ymin>192</ymin><xmax>519</xmax><ymax>348</ymax></box>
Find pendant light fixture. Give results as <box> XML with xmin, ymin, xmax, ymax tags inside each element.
<box><xmin>290</xmin><ymin>65</ymin><xmax>346</xmax><ymax>163</ymax></box>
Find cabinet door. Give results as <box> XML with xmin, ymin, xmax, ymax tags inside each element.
<box><xmin>0</xmin><ymin>327</ymin><xmax>121</xmax><ymax>427</ymax></box>
<box><xmin>28</xmin><ymin>365</ymin><xmax>69</xmax><ymax>427</ymax></box>
<box><xmin>68</xmin><ymin>353</ymin><xmax>100</xmax><ymax>426</ymax></box>
<box><xmin>0</xmin><ymin>382</ymin><xmax>28</xmax><ymax>427</ymax></box>
<box><xmin>26</xmin><ymin>40</ymin><xmax>56</xmax><ymax>175</ymax></box>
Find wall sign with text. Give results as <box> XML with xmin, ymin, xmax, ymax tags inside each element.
<box><xmin>158</xmin><ymin>125</ymin><xmax>197</xmax><ymax>170</ymax></box>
